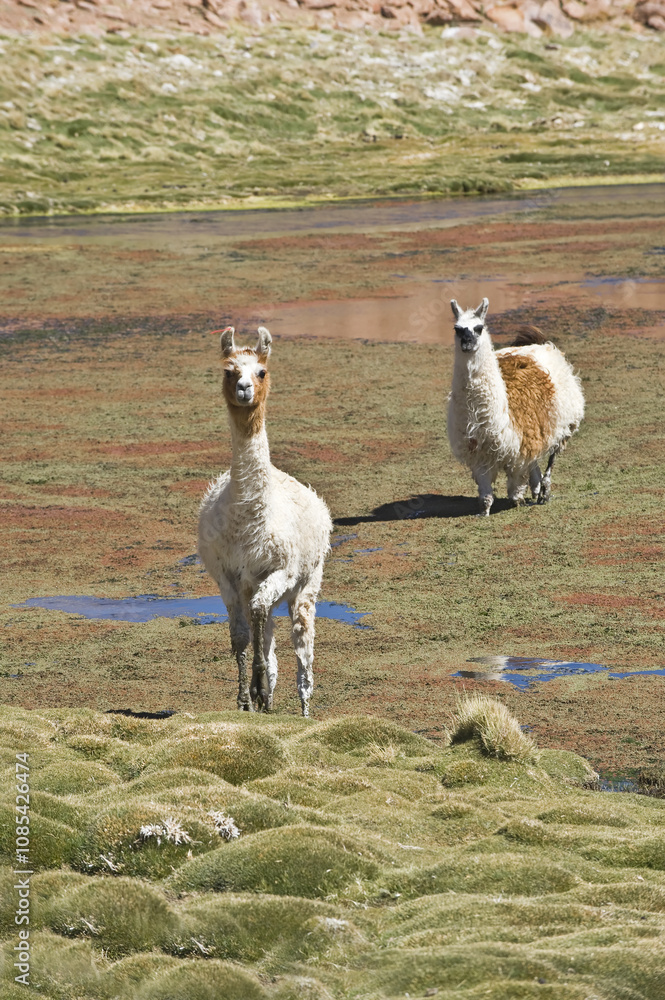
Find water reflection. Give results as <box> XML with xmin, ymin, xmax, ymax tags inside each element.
<box><xmin>454</xmin><ymin>655</ymin><xmax>665</xmax><ymax>689</ymax></box>
<box><xmin>14</xmin><ymin>594</ymin><xmax>371</xmax><ymax>629</ymax></box>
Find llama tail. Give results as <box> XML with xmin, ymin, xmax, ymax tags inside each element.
<box><xmin>511</xmin><ymin>325</ymin><xmax>549</xmax><ymax>346</ymax></box>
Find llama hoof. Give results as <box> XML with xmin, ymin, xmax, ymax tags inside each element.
<box><xmin>237</xmin><ymin>699</ymin><xmax>254</xmax><ymax>712</ymax></box>
<box><xmin>537</xmin><ymin>484</ymin><xmax>551</xmax><ymax>504</ymax></box>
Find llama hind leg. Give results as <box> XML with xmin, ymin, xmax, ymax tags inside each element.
<box><xmin>538</xmin><ymin>448</ymin><xmax>558</xmax><ymax>504</ymax></box>
<box><xmin>290</xmin><ymin>566</ymin><xmax>323</xmax><ymax>717</ymax></box>
<box><xmin>507</xmin><ymin>467</ymin><xmax>529</xmax><ymax>507</ymax></box>
<box><xmin>529</xmin><ymin>462</ymin><xmax>543</xmax><ymax>501</ymax></box>
<box><xmin>263</xmin><ymin>615</ymin><xmax>278</xmax><ymax>704</ymax></box>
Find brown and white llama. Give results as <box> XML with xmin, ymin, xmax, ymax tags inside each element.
<box><xmin>447</xmin><ymin>298</ymin><xmax>584</xmax><ymax>515</ymax></box>
<box><xmin>198</xmin><ymin>327</ymin><xmax>332</xmax><ymax>716</ymax></box>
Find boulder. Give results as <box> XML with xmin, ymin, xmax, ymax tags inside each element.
<box><xmin>634</xmin><ymin>0</ymin><xmax>665</xmax><ymax>28</ymax></box>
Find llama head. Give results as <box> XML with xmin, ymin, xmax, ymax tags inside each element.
<box><xmin>215</xmin><ymin>325</ymin><xmax>272</xmax><ymax>410</ymax></box>
<box><xmin>451</xmin><ymin>298</ymin><xmax>489</xmax><ymax>353</ymax></box>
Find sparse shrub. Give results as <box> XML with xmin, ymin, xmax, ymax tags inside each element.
<box><xmin>167</xmin><ymin>825</ymin><xmax>379</xmax><ymax>898</ymax></box>
<box><xmin>450</xmin><ymin>695</ymin><xmax>538</xmax><ymax>763</ymax></box>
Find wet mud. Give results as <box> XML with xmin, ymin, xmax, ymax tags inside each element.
<box><xmin>1</xmin><ymin>185</ymin><xmax>664</xmax><ymax>775</ymax></box>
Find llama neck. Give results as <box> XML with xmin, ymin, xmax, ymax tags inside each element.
<box><xmin>452</xmin><ymin>331</ymin><xmax>508</xmax><ymax>425</ymax></box>
<box><xmin>227</xmin><ymin>404</ymin><xmax>272</xmax><ymax>503</ymax></box>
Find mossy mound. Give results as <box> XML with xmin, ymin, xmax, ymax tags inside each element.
<box><xmin>31</xmin><ymin>758</ymin><xmax>121</xmax><ymax>795</ymax></box>
<box><xmin>65</xmin><ymin>734</ymin><xmax>148</xmax><ymax>780</ymax></box>
<box><xmin>0</xmin><ymin>804</ymin><xmax>82</xmax><ymax>869</ymax></box>
<box><xmin>291</xmin><ymin>715</ymin><xmax>438</xmax><ymax>762</ymax></box>
<box><xmin>44</xmin><ymin>878</ymin><xmax>181</xmax><ymax>957</ymax></box>
<box><xmin>135</xmin><ymin>960</ymin><xmax>268</xmax><ymax>1000</ymax></box>
<box><xmin>71</xmin><ymin>798</ymin><xmax>218</xmax><ymax>878</ymax></box>
<box><xmin>167</xmin><ymin>825</ymin><xmax>380</xmax><ymax>898</ymax></box>
<box><xmin>146</xmin><ymin>723</ymin><xmax>287</xmax><ymax>784</ymax></box>
<box><xmin>1</xmin><ymin>702</ymin><xmax>664</xmax><ymax>999</ymax></box>
<box><xmin>171</xmin><ymin>895</ymin><xmax>363</xmax><ymax>964</ymax></box>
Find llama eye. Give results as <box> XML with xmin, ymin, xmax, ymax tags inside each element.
<box><xmin>258</xmin><ymin>370</ymin><xmax>266</xmax><ymax>380</ymax></box>
<box><xmin>224</xmin><ymin>370</ymin><xmax>233</xmax><ymax>379</ymax></box>
<box><xmin>474</xmin><ymin>326</ymin><xmax>483</xmax><ymax>334</ymax></box>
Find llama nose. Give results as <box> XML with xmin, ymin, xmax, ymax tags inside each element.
<box><xmin>236</xmin><ymin>379</ymin><xmax>254</xmax><ymax>403</ymax></box>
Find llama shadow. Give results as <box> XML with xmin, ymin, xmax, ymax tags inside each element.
<box><xmin>334</xmin><ymin>493</ymin><xmax>515</xmax><ymax>526</ymax></box>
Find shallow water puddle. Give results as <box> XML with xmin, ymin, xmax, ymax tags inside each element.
<box><xmin>14</xmin><ymin>595</ymin><xmax>371</xmax><ymax>629</ymax></box>
<box><xmin>455</xmin><ymin>655</ymin><xmax>665</xmax><ymax>689</ymax></box>
<box><xmin>260</xmin><ymin>274</ymin><xmax>665</xmax><ymax>344</ymax></box>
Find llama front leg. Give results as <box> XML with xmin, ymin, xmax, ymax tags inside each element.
<box><xmin>227</xmin><ymin>601</ymin><xmax>252</xmax><ymax>711</ymax></box>
<box><xmin>249</xmin><ymin>570</ymin><xmax>290</xmax><ymax>711</ymax></box>
<box><xmin>473</xmin><ymin>469</ymin><xmax>494</xmax><ymax>517</ymax></box>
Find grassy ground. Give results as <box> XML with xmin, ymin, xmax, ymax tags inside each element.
<box><xmin>1</xmin><ymin>25</ymin><xmax>665</xmax><ymax>216</ymax></box>
<box><xmin>2</xmin><ymin>703</ymin><xmax>665</xmax><ymax>1000</ymax></box>
<box><xmin>1</xmin><ymin>184</ymin><xmax>664</xmax><ymax>774</ymax></box>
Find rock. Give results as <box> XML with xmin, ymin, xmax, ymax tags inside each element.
<box><xmin>562</xmin><ymin>0</ymin><xmax>610</xmax><ymax>19</ymax></box>
<box><xmin>531</xmin><ymin>0</ymin><xmax>574</xmax><ymax>35</ymax></box>
<box><xmin>204</xmin><ymin>7</ymin><xmax>226</xmax><ymax>24</ymax></box>
<box><xmin>485</xmin><ymin>3</ymin><xmax>527</xmax><ymax>30</ymax></box>
<box><xmin>634</xmin><ymin>0</ymin><xmax>665</xmax><ymax>28</ymax></box>
<box><xmin>446</xmin><ymin>0</ymin><xmax>482</xmax><ymax>19</ymax></box>
<box><xmin>424</xmin><ymin>7</ymin><xmax>454</xmax><ymax>22</ymax></box>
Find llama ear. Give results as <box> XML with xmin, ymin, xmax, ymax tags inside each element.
<box><xmin>219</xmin><ymin>327</ymin><xmax>236</xmax><ymax>356</ymax></box>
<box><xmin>255</xmin><ymin>326</ymin><xmax>272</xmax><ymax>358</ymax></box>
<box><xmin>450</xmin><ymin>299</ymin><xmax>462</xmax><ymax>320</ymax></box>
<box><xmin>474</xmin><ymin>298</ymin><xmax>489</xmax><ymax>322</ymax></box>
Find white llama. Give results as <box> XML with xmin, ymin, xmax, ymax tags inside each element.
<box><xmin>447</xmin><ymin>298</ymin><xmax>584</xmax><ymax>516</ymax></box>
<box><xmin>198</xmin><ymin>326</ymin><xmax>332</xmax><ymax>716</ymax></box>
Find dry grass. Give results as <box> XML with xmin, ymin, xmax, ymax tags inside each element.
<box><xmin>450</xmin><ymin>693</ymin><xmax>539</xmax><ymax>763</ymax></box>
<box><xmin>1</xmin><ymin>26</ymin><xmax>665</xmax><ymax>216</ymax></box>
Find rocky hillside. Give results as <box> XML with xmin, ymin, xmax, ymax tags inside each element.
<box><xmin>1</xmin><ymin>0</ymin><xmax>664</xmax><ymax>36</ymax></box>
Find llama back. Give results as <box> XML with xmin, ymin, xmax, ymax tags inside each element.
<box><xmin>496</xmin><ymin>343</ymin><xmax>584</xmax><ymax>460</ymax></box>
